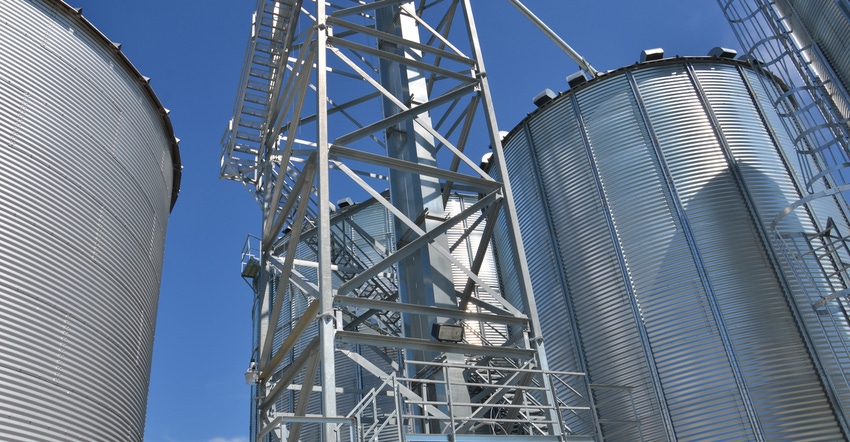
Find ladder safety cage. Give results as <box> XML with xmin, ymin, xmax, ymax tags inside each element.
<box><xmin>720</xmin><ymin>0</ymin><xmax>850</xmax><ymax>311</ymax></box>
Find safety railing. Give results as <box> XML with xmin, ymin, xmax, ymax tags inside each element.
<box><xmin>338</xmin><ymin>358</ymin><xmax>608</xmax><ymax>441</ymax></box>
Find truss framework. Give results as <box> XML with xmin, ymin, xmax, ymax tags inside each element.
<box><xmin>222</xmin><ymin>1</ymin><xmax>576</xmax><ymax>440</ymax></box>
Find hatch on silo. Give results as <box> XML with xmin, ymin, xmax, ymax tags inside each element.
<box><xmin>640</xmin><ymin>47</ymin><xmax>664</xmax><ymax>62</ymax></box>
<box><xmin>709</xmin><ymin>46</ymin><xmax>737</xmax><ymax>58</ymax></box>
<box><xmin>533</xmin><ymin>88</ymin><xmax>557</xmax><ymax>107</ymax></box>
<box><xmin>567</xmin><ymin>71</ymin><xmax>587</xmax><ymax>88</ymax></box>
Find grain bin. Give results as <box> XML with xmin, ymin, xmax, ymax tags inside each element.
<box><xmin>494</xmin><ymin>55</ymin><xmax>850</xmax><ymax>441</ymax></box>
<box><xmin>0</xmin><ymin>0</ymin><xmax>180</xmax><ymax>440</ymax></box>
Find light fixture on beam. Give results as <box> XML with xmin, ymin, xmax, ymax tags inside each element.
<box><xmin>431</xmin><ymin>323</ymin><xmax>464</xmax><ymax>343</ymax></box>
<box><xmin>244</xmin><ymin>360</ymin><xmax>259</xmax><ymax>385</ymax></box>
<box><xmin>241</xmin><ymin>256</ymin><xmax>261</xmax><ymax>279</ymax></box>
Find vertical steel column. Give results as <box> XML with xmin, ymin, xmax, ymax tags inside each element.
<box><xmin>461</xmin><ymin>0</ymin><xmax>561</xmax><ymax>435</ymax></box>
<box><xmin>375</xmin><ymin>3</ymin><xmax>472</xmax><ymax>424</ymax></box>
<box><xmin>316</xmin><ymin>1</ymin><xmax>337</xmax><ymax>439</ymax></box>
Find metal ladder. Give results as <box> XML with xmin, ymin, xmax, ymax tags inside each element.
<box><xmin>720</xmin><ymin>0</ymin><xmax>850</xmax><ymax>306</ymax></box>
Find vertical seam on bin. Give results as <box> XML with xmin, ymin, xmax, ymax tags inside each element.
<box><xmin>571</xmin><ymin>90</ymin><xmax>677</xmax><ymax>441</ymax></box>
<box><xmin>629</xmin><ymin>66</ymin><xmax>765</xmax><ymax>441</ymax></box>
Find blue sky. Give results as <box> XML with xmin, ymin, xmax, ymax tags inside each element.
<box><xmin>65</xmin><ymin>1</ymin><xmax>738</xmax><ymax>441</ymax></box>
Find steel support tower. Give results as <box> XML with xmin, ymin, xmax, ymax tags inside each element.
<box><xmin>222</xmin><ymin>1</ymin><xmax>579</xmax><ymax>440</ymax></box>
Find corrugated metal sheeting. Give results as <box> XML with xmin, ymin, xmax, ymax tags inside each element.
<box><xmin>0</xmin><ymin>1</ymin><xmax>179</xmax><ymax>440</ymax></box>
<box><xmin>498</xmin><ymin>57</ymin><xmax>850</xmax><ymax>441</ymax></box>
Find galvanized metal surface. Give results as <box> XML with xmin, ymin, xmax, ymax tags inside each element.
<box><xmin>264</xmin><ymin>194</ymin><xmax>510</xmax><ymax>440</ymax></box>
<box><xmin>0</xmin><ymin>0</ymin><xmax>179</xmax><ymax>440</ymax></box>
<box><xmin>228</xmin><ymin>2</ymin><xmax>566</xmax><ymax>440</ymax></box>
<box><xmin>500</xmin><ymin>57</ymin><xmax>850</xmax><ymax>441</ymax></box>
<box><xmin>774</xmin><ymin>0</ymin><xmax>850</xmax><ymax>121</ymax></box>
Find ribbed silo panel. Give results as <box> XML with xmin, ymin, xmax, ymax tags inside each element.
<box><xmin>490</xmin><ymin>204</ymin><xmax>523</xmax><ymax>313</ymax></box>
<box><xmin>444</xmin><ymin>195</ymin><xmax>506</xmax><ymax>347</ymax></box>
<box><xmin>588</xmin><ymin>65</ymin><xmax>754</xmax><ymax>441</ymax></box>
<box><xmin>503</xmin><ymin>126</ymin><xmax>584</xmax><ymax>377</ymax></box>
<box><xmin>40</xmin><ymin>6</ymin><xmax>171</xmax><ymax>252</ymax></box>
<box><xmin>339</xmin><ymin>203</ymin><xmax>396</xmax><ymax>426</ymax></box>
<box><xmin>681</xmin><ymin>135</ymin><xmax>820</xmax><ymax>442</ymax></box>
<box><xmin>745</xmin><ymin>66</ymin><xmax>850</xmax><ymax>420</ymax></box>
<box><xmin>0</xmin><ymin>1</ymin><xmax>178</xmax><ymax>440</ymax></box>
<box><xmin>292</xmin><ymin>240</ymin><xmax>318</xmax><ymax>356</ymax></box>
<box><xmin>488</xmin><ymin>138</ymin><xmax>521</xmax><ymax>314</ymax></box>
<box><xmin>697</xmin><ymin>63</ymin><xmax>849</xmax><ymax>439</ymax></box>
<box><xmin>347</xmin><ymin>203</ymin><xmax>393</xmax><ymax>269</ymax></box>
<box><xmin>524</xmin><ymin>78</ymin><xmax>666</xmax><ymax>442</ymax></box>
<box><xmin>659</xmin><ymin>64</ymin><xmax>844</xmax><ymax>440</ymax></box>
<box><xmin>0</xmin><ymin>74</ymin><xmax>26</xmax><ymax>146</ymax></box>
<box><xmin>1</xmin><ymin>121</ymin><xmax>149</xmax><ymax>436</ymax></box>
<box><xmin>509</xmin><ymin>115</ymin><xmax>613</xmax><ymax>436</ymax></box>
<box><xmin>738</xmin><ymin>66</ymin><xmax>847</xmax><ymax>321</ymax></box>
<box><xmin>445</xmin><ymin>196</ymin><xmax>474</xmax><ymax>313</ymax></box>
<box><xmin>497</xmin><ymin>57</ymin><xmax>850</xmax><ymax>441</ymax></box>
<box><xmin>272</xmin><ymin>248</ymin><xmax>313</xmax><ymax>417</ymax></box>
<box><xmin>501</xmin><ymin>126</ymin><xmax>594</xmax><ymax>436</ymax></box>
<box><xmin>270</xmin><ymin>274</ymin><xmax>295</xmax><ymax>414</ymax></box>
<box><xmin>696</xmin><ymin>64</ymin><xmax>850</xmax><ymax>438</ymax></box>
<box><xmin>0</xmin><ymin>294</ymin><xmax>118</xmax><ymax>442</ymax></box>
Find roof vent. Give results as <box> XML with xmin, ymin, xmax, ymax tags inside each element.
<box><xmin>337</xmin><ymin>197</ymin><xmax>354</xmax><ymax>209</ymax></box>
<box><xmin>737</xmin><ymin>54</ymin><xmax>762</xmax><ymax>65</ymax></box>
<box><xmin>480</xmin><ymin>152</ymin><xmax>494</xmax><ymax>172</ymax></box>
<box><xmin>533</xmin><ymin>89</ymin><xmax>557</xmax><ymax>108</ymax></box>
<box><xmin>640</xmin><ymin>48</ymin><xmax>664</xmax><ymax>62</ymax></box>
<box><xmin>709</xmin><ymin>46</ymin><xmax>737</xmax><ymax>58</ymax></box>
<box><xmin>566</xmin><ymin>71</ymin><xmax>587</xmax><ymax>88</ymax></box>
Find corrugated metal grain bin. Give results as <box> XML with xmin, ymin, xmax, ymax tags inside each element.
<box><xmin>0</xmin><ymin>0</ymin><xmax>180</xmax><ymax>440</ymax></box>
<box><xmin>494</xmin><ymin>56</ymin><xmax>850</xmax><ymax>441</ymax></box>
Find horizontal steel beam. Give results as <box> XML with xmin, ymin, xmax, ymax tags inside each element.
<box><xmin>335</xmin><ymin>331</ymin><xmax>535</xmax><ymax>359</ymax></box>
<box><xmin>330</xmin><ymin>144</ymin><xmax>499</xmax><ymax>192</ymax></box>
<box><xmin>334</xmin><ymin>295</ymin><xmax>529</xmax><ymax>326</ymax></box>
<box><xmin>327</xmin><ymin>16</ymin><xmax>473</xmax><ymax>65</ymax></box>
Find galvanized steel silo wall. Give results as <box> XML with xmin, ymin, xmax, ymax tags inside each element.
<box><xmin>0</xmin><ymin>1</ymin><xmax>180</xmax><ymax>440</ymax></box>
<box><xmin>498</xmin><ymin>57</ymin><xmax>850</xmax><ymax>441</ymax></box>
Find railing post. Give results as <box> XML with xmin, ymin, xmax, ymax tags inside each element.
<box><xmin>586</xmin><ymin>379</ymin><xmax>603</xmax><ymax>440</ymax></box>
<box><xmin>548</xmin><ymin>372</ymin><xmax>567</xmax><ymax>438</ymax></box>
<box><xmin>393</xmin><ymin>374</ymin><xmax>406</xmax><ymax>442</ymax></box>
<box><xmin>445</xmin><ymin>364</ymin><xmax>457</xmax><ymax>436</ymax></box>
